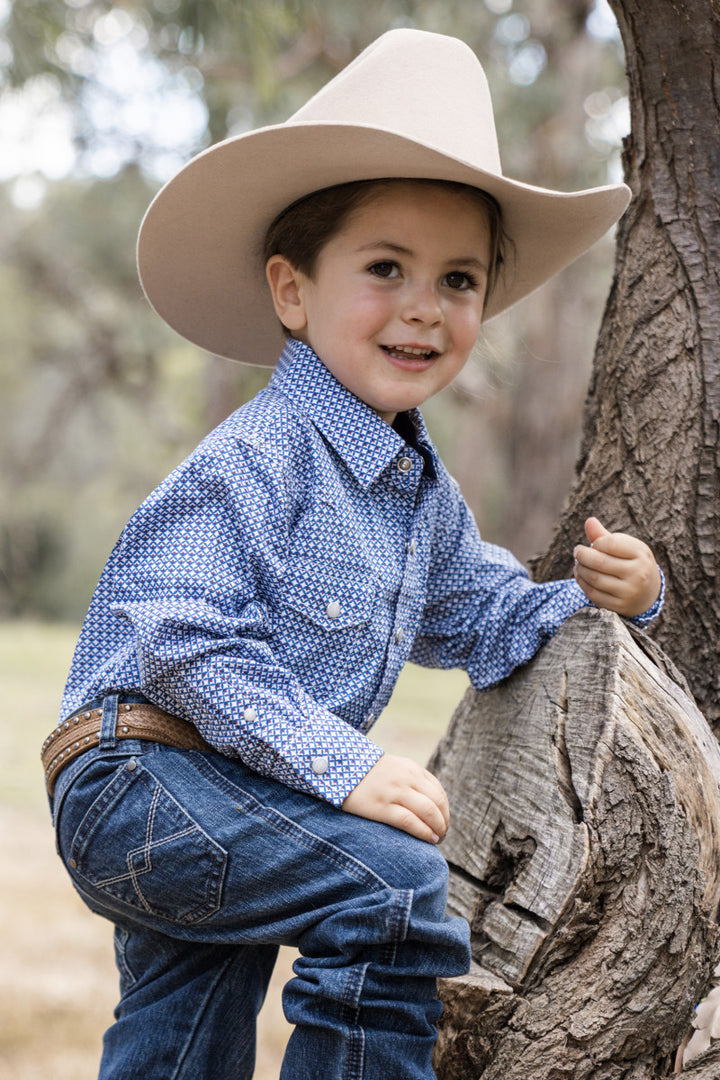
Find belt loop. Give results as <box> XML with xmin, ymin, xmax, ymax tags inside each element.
<box><xmin>99</xmin><ymin>693</ymin><xmax>120</xmax><ymax>749</ymax></box>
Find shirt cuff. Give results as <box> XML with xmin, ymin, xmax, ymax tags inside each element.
<box><xmin>274</xmin><ymin>711</ymin><xmax>385</xmax><ymax>806</ymax></box>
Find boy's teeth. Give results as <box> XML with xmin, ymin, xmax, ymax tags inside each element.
<box><xmin>390</xmin><ymin>346</ymin><xmax>432</xmax><ymax>357</ymax></box>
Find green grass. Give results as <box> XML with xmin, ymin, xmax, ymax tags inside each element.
<box><xmin>0</xmin><ymin>618</ymin><xmax>469</xmax><ymax>813</ymax></box>
<box><xmin>0</xmin><ymin>621</ymin><xmax>78</xmax><ymax>810</ymax></box>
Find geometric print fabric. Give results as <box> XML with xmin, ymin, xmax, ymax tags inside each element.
<box><xmin>61</xmin><ymin>339</ymin><xmax>662</xmax><ymax>805</ymax></box>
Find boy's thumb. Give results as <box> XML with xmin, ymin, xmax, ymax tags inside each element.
<box><xmin>584</xmin><ymin>516</ymin><xmax>610</xmax><ymax>545</ymax></box>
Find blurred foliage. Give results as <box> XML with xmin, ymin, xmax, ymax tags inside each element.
<box><xmin>1</xmin><ymin>0</ymin><xmax>626</xmax><ymax>181</ymax></box>
<box><xmin>0</xmin><ymin>0</ymin><xmax>627</xmax><ymax>619</ymax></box>
<box><xmin>0</xmin><ymin>169</ymin><xmax>269</xmax><ymax>616</ymax></box>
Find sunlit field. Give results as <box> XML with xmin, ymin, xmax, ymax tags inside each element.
<box><xmin>0</xmin><ymin>621</ymin><xmax>468</xmax><ymax>1080</ymax></box>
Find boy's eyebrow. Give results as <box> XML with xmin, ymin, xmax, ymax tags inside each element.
<box><xmin>356</xmin><ymin>240</ymin><xmax>488</xmax><ymax>271</ymax></box>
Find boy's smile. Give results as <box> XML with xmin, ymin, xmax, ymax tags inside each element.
<box><xmin>266</xmin><ymin>181</ymin><xmax>492</xmax><ymax>423</ymax></box>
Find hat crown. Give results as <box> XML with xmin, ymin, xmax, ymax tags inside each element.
<box><xmin>289</xmin><ymin>29</ymin><xmax>502</xmax><ymax>176</ymax></box>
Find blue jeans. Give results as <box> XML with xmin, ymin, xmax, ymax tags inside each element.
<box><xmin>52</xmin><ymin>696</ymin><xmax>470</xmax><ymax>1079</ymax></box>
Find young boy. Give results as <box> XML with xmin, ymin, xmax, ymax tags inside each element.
<box><xmin>45</xmin><ymin>29</ymin><xmax>662</xmax><ymax>1080</ymax></box>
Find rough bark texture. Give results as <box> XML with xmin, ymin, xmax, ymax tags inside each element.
<box><xmin>682</xmin><ymin>1045</ymin><xmax>720</xmax><ymax>1078</ymax></box>
<box><xmin>430</xmin><ymin>609</ymin><xmax>720</xmax><ymax>1079</ymax></box>
<box><xmin>530</xmin><ymin>0</ymin><xmax>720</xmax><ymax>734</ymax></box>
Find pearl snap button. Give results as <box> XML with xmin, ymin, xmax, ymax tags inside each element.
<box><xmin>243</xmin><ymin>706</ymin><xmax>258</xmax><ymax>723</ymax></box>
<box><xmin>395</xmin><ymin>628</ymin><xmax>405</xmax><ymax>644</ymax></box>
<box><xmin>311</xmin><ymin>756</ymin><xmax>329</xmax><ymax>775</ymax></box>
<box><xmin>408</xmin><ymin>539</ymin><xmax>416</xmax><ymax>555</ymax></box>
<box><xmin>397</xmin><ymin>456</ymin><xmax>413</xmax><ymax>473</ymax></box>
<box><xmin>326</xmin><ymin>600</ymin><xmax>341</xmax><ymax>620</ymax></box>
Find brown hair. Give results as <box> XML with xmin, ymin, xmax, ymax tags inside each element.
<box><xmin>263</xmin><ymin>178</ymin><xmax>506</xmax><ymax>309</ymax></box>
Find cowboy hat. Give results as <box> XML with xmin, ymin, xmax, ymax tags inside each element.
<box><xmin>137</xmin><ymin>28</ymin><xmax>630</xmax><ymax>366</ymax></box>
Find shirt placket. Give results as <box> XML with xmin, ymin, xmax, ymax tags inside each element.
<box><xmin>366</xmin><ymin>446</ymin><xmax>429</xmax><ymax>714</ymax></box>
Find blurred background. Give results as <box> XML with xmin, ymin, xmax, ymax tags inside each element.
<box><xmin>0</xmin><ymin>0</ymin><xmax>630</xmax><ymax>622</ymax></box>
<box><xmin>0</xmin><ymin>0</ymin><xmax>629</xmax><ymax>1075</ymax></box>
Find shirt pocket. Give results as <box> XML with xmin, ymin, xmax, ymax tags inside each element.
<box><xmin>276</xmin><ymin>560</ymin><xmax>379</xmax><ymax>691</ymax></box>
<box><xmin>282</xmin><ymin>560</ymin><xmax>377</xmax><ymax>630</ymax></box>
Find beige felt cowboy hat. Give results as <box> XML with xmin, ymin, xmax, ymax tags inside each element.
<box><xmin>137</xmin><ymin>28</ymin><xmax>630</xmax><ymax>366</ymax></box>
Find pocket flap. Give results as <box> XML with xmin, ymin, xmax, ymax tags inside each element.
<box><xmin>281</xmin><ymin>561</ymin><xmax>377</xmax><ymax>630</ymax></box>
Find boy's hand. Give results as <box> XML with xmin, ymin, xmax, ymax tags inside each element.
<box><xmin>573</xmin><ymin>517</ymin><xmax>661</xmax><ymax>618</ymax></box>
<box><xmin>342</xmin><ymin>754</ymin><xmax>450</xmax><ymax>844</ymax></box>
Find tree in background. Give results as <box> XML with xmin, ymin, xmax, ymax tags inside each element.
<box><xmin>0</xmin><ymin>0</ymin><xmax>627</xmax><ymax>617</ymax></box>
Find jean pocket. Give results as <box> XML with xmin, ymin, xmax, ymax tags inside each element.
<box><xmin>68</xmin><ymin>758</ymin><xmax>228</xmax><ymax>925</ymax></box>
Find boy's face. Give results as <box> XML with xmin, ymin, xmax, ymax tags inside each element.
<box><xmin>266</xmin><ymin>182</ymin><xmax>492</xmax><ymax>423</ymax></box>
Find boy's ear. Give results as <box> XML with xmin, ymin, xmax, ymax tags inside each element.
<box><xmin>265</xmin><ymin>255</ymin><xmax>308</xmax><ymax>334</ymax></box>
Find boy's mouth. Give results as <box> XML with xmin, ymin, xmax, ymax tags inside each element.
<box><xmin>381</xmin><ymin>344</ymin><xmax>440</xmax><ymax>363</ymax></box>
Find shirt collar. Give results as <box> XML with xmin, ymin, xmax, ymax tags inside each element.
<box><xmin>269</xmin><ymin>339</ymin><xmax>439</xmax><ymax>490</ymax></box>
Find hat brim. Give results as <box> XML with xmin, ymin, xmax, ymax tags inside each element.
<box><xmin>137</xmin><ymin>122</ymin><xmax>630</xmax><ymax>366</ymax></box>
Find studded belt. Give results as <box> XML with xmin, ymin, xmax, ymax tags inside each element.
<box><xmin>41</xmin><ymin>701</ymin><xmax>213</xmax><ymax>796</ymax></box>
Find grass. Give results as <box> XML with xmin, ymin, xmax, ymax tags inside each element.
<box><xmin>0</xmin><ymin>620</ymin><xmax>468</xmax><ymax>1079</ymax></box>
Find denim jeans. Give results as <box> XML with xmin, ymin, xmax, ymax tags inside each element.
<box><xmin>52</xmin><ymin>695</ymin><xmax>470</xmax><ymax>1079</ymax></box>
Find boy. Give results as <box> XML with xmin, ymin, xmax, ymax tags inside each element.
<box><xmin>45</xmin><ymin>29</ymin><xmax>662</xmax><ymax>1080</ymax></box>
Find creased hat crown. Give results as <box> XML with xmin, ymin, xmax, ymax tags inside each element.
<box><xmin>290</xmin><ymin>29</ymin><xmax>502</xmax><ymax>175</ymax></box>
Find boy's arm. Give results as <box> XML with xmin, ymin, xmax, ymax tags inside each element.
<box><xmin>105</xmin><ymin>442</ymin><xmax>386</xmax><ymax>809</ymax></box>
<box><xmin>409</xmin><ymin>479</ymin><xmax>663</xmax><ymax>692</ymax></box>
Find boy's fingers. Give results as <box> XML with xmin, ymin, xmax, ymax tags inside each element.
<box><xmin>342</xmin><ymin>755</ymin><xmax>450</xmax><ymax>844</ymax></box>
<box><xmin>421</xmin><ymin>769</ymin><xmax>450</xmax><ymax>829</ymax></box>
<box><xmin>590</xmin><ymin>532</ymin><xmax>650</xmax><ymax>559</ymax></box>
<box><xmin>402</xmin><ymin>762</ymin><xmax>448</xmax><ymax>819</ymax></box>
<box><xmin>574</xmin><ymin>563</ymin><xmax>629</xmax><ymax>599</ymax></box>
<box><xmin>407</xmin><ymin>769</ymin><xmax>450</xmax><ymax>832</ymax></box>
<box><xmin>396</xmin><ymin>766</ymin><xmax>450</xmax><ymax>840</ymax></box>
<box><xmin>388</xmin><ymin>807</ymin><xmax>441</xmax><ymax>844</ymax></box>
<box><xmin>584</xmin><ymin>516</ymin><xmax>610</xmax><ymax>545</ymax></box>
<box><xmin>574</xmin><ymin>581</ymin><xmax>626</xmax><ymax>613</ymax></box>
<box><xmin>395</xmin><ymin>788</ymin><xmax>449</xmax><ymax>840</ymax></box>
<box><xmin>574</xmin><ymin>534</ymin><xmax>648</xmax><ymax>568</ymax></box>
<box><xmin>574</xmin><ymin>545</ymin><xmax>624</xmax><ymax>576</ymax></box>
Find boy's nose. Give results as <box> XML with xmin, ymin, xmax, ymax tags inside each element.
<box><xmin>401</xmin><ymin>282</ymin><xmax>444</xmax><ymax>326</ymax></box>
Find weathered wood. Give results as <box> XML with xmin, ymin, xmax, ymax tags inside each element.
<box><xmin>681</xmin><ymin>1043</ymin><xmax>720</xmax><ymax>1078</ymax></box>
<box><xmin>429</xmin><ymin>608</ymin><xmax>720</xmax><ymax>1079</ymax></box>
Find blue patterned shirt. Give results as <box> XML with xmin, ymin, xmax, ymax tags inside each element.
<box><xmin>61</xmin><ymin>339</ymin><xmax>663</xmax><ymax>805</ymax></box>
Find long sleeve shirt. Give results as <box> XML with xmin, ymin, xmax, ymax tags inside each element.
<box><xmin>61</xmin><ymin>338</ymin><xmax>663</xmax><ymax>805</ymax></box>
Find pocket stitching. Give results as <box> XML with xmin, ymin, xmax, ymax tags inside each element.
<box><xmin>281</xmin><ymin>564</ymin><xmax>377</xmax><ymax>630</ymax></box>
<box><xmin>70</xmin><ymin>760</ymin><xmax>228</xmax><ymax>925</ymax></box>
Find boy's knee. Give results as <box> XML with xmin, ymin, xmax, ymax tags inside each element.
<box><xmin>376</xmin><ymin>828</ymin><xmax>450</xmax><ymax>901</ymax></box>
<box><xmin>409</xmin><ymin>842</ymin><xmax>451</xmax><ymax>913</ymax></box>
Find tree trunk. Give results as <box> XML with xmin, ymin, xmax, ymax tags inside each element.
<box><xmin>530</xmin><ymin>0</ymin><xmax>720</xmax><ymax>734</ymax></box>
<box><xmin>430</xmin><ymin>609</ymin><xmax>720</xmax><ymax>1079</ymax></box>
<box><xmin>682</xmin><ymin>1045</ymin><xmax>720</xmax><ymax>1078</ymax></box>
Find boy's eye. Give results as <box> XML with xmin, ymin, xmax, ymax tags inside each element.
<box><xmin>368</xmin><ymin>261</ymin><xmax>400</xmax><ymax>279</ymax></box>
<box><xmin>444</xmin><ymin>270</ymin><xmax>477</xmax><ymax>291</ymax></box>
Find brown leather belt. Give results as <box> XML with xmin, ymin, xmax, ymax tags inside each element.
<box><xmin>41</xmin><ymin>701</ymin><xmax>213</xmax><ymax>796</ymax></box>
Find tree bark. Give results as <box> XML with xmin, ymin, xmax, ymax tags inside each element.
<box><xmin>430</xmin><ymin>609</ymin><xmax>720</xmax><ymax>1079</ymax></box>
<box><xmin>530</xmin><ymin>0</ymin><xmax>720</xmax><ymax>734</ymax></box>
<box><xmin>682</xmin><ymin>1044</ymin><xmax>720</xmax><ymax>1078</ymax></box>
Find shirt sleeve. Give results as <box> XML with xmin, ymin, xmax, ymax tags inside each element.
<box><xmin>109</xmin><ymin>435</ymin><xmax>382</xmax><ymax>806</ymax></box>
<box><xmin>409</xmin><ymin>478</ymin><xmax>664</xmax><ymax>689</ymax></box>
